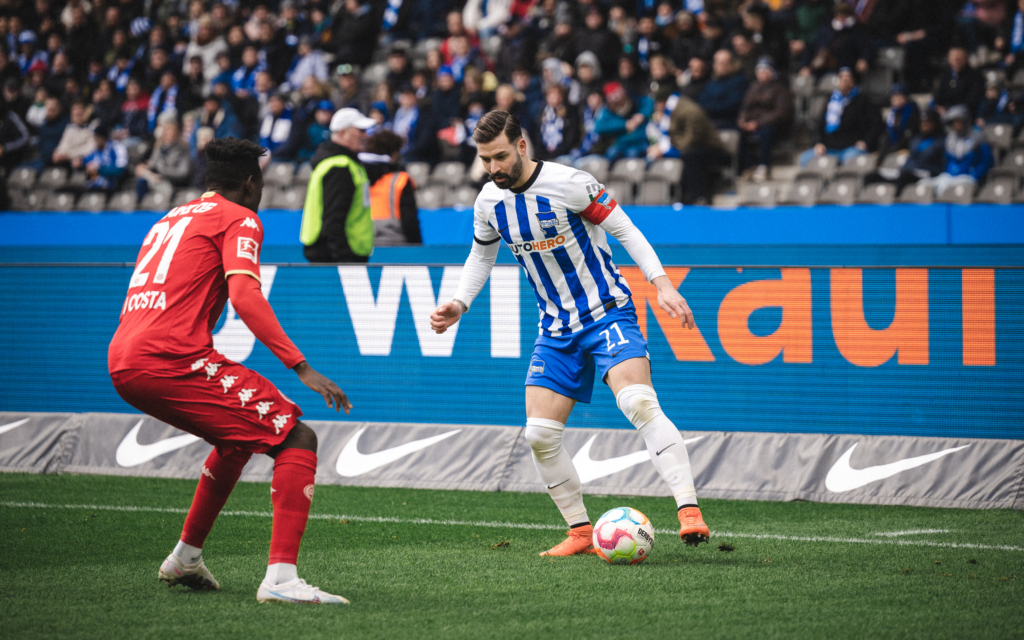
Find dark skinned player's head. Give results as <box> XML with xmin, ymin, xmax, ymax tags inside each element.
<box><xmin>205</xmin><ymin>137</ymin><xmax>267</xmax><ymax>213</ymax></box>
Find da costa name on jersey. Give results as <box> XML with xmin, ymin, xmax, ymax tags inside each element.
<box><xmin>122</xmin><ymin>290</ymin><xmax>167</xmax><ymax>315</ymax></box>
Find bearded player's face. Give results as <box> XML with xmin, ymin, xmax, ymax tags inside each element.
<box><xmin>478</xmin><ymin>133</ymin><xmax>525</xmax><ymax>190</ymax></box>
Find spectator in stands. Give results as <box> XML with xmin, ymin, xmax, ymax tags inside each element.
<box><xmin>0</xmin><ymin>48</ymin><xmax>17</xmax><ymax>89</ymax></box>
<box><xmin>394</xmin><ymin>84</ymin><xmax>432</xmax><ymax>162</ymax></box>
<box><xmin>231</xmin><ymin>45</ymin><xmax>265</xmax><ymax>96</ymax></box>
<box><xmin>878</xmin><ymin>84</ymin><xmax>921</xmax><ymax>160</ymax></box>
<box><xmin>139</xmin><ymin>47</ymin><xmax>172</xmax><ymax>94</ymax></box>
<box><xmin>114</xmin><ymin>78</ymin><xmax>149</xmax><ymax>146</ymax></box>
<box><xmin>698</xmin><ymin>50</ymin><xmax>749</xmax><ymax>130</ymax></box>
<box><xmin>256</xmin><ymin>19</ymin><xmax>291</xmax><ymax>84</ymax></box>
<box><xmin>183</xmin><ymin>18</ymin><xmax>227</xmax><ymax>90</ymax></box>
<box><xmin>647</xmin><ymin>55</ymin><xmax>677</xmax><ymax>101</ymax></box>
<box><xmin>440</xmin><ymin>10</ymin><xmax>479</xmax><ymax>62</ymax></box>
<box><xmin>864</xmin><ymin>109</ymin><xmax>946</xmax><ymax>193</ymax></box>
<box><xmin>998</xmin><ymin>0</ymin><xmax>1024</xmax><ymax>75</ymax></box>
<box><xmin>534</xmin><ymin>84</ymin><xmax>580</xmax><ymax>162</ymax></box>
<box><xmin>22</xmin><ymin>96</ymin><xmax>66</xmax><ymax>170</ymax></box>
<box><xmin>385</xmin><ymin>46</ymin><xmax>413</xmax><ymax>91</ymax></box>
<box><xmin>282</xmin><ymin>36</ymin><xmax>329</xmax><ymax>94</ymax></box>
<box><xmin>575</xmin><ymin>4</ymin><xmax>620</xmax><ymax>81</ymax></box>
<box><xmin>867</xmin><ymin>0</ymin><xmax>940</xmax><ymax>93</ymax></box>
<box><xmin>933</xmin><ymin>47</ymin><xmax>984</xmax><ymax>116</ymax></box>
<box><xmin>787</xmin><ymin>0</ymin><xmax>831</xmax><ymax>66</ymax></box>
<box><xmin>496</xmin><ymin>17</ymin><xmax>538</xmax><ymax>83</ymax></box>
<box><xmin>332</xmin><ymin>63</ymin><xmax>367</xmax><ymax>113</ymax></box>
<box><xmin>731</xmin><ymin>30</ymin><xmax>761</xmax><ymax>81</ymax></box>
<box><xmin>0</xmin><ymin>97</ymin><xmax>30</xmax><ymax>174</ymax></box>
<box><xmin>742</xmin><ymin>4</ymin><xmax>787</xmax><ymax>74</ymax></box>
<box><xmin>799</xmin><ymin>68</ymin><xmax>882</xmax><ymax>167</ymax></box>
<box><xmin>302</xmin><ymin>108</ymin><xmax>375</xmax><ymax>263</ymax></box>
<box><xmin>135</xmin><ymin>116</ymin><xmax>191</xmax><ymax>200</ymax></box>
<box><xmin>668</xmin><ymin>94</ymin><xmax>730</xmax><ymax>205</ymax></box>
<box><xmin>617</xmin><ymin>54</ymin><xmax>647</xmax><ymax>102</ymax></box>
<box><xmin>190</xmin><ymin>126</ymin><xmax>214</xmax><ymax>189</ymax></box>
<box><xmin>89</xmin><ymin>80</ymin><xmax>120</xmax><ymax>132</ymax></box>
<box><xmin>17</xmin><ymin>30</ymin><xmax>48</xmax><ymax>76</ymax></box>
<box><xmin>799</xmin><ymin>3</ymin><xmax>873</xmax><ymax>78</ymax></box>
<box><xmin>575</xmin><ymin>89</ymin><xmax>604</xmax><ymax>160</ymax></box>
<box><xmin>917</xmin><ymin>105</ymin><xmax>993</xmax><ymax>197</ymax></box>
<box><xmin>462</xmin><ymin>0</ymin><xmax>513</xmax><ymax>39</ymax></box>
<box><xmin>511</xmin><ymin>65</ymin><xmax>543</xmax><ymax>126</ymax></box>
<box><xmin>632</xmin><ymin>14</ymin><xmax>669</xmax><ymax>73</ymax></box>
<box><xmin>669</xmin><ymin>11</ymin><xmax>704</xmax><ymax>70</ymax></box>
<box><xmin>296</xmin><ymin>100</ymin><xmax>334</xmax><ymax>163</ymax></box>
<box><xmin>680</xmin><ymin>57</ymin><xmax>709</xmax><ymax>101</ymax></box>
<box><xmin>261</xmin><ymin>93</ymin><xmax>294</xmax><ymax>161</ymax></box>
<box><xmin>595</xmin><ymin>81</ymin><xmax>652</xmax><ymax>161</ymax></box>
<box><xmin>575</xmin><ymin>51</ymin><xmax>604</xmax><ymax>101</ymax></box>
<box><xmin>334</xmin><ymin>0</ymin><xmax>377</xmax><ymax>68</ymax></box>
<box><xmin>25</xmin><ymin>86</ymin><xmax>49</xmax><ymax>130</ymax></box>
<box><xmin>976</xmin><ymin>77</ymin><xmax>1020</xmax><ymax>128</ymax></box>
<box><xmin>81</xmin><ymin>124</ymin><xmax>128</xmax><ymax>192</ymax></box>
<box><xmin>147</xmin><ymin>71</ymin><xmax>182</xmax><ymax>135</ymax></box>
<box><xmin>431</xmin><ymin>66</ymin><xmax>463</xmax><ymax>131</ymax></box>
<box><xmin>3</xmin><ymin>78</ymin><xmax>30</xmax><ymax>123</ymax></box>
<box><xmin>543</xmin><ymin>14</ymin><xmax>578</xmax><ymax>65</ymax></box>
<box><xmin>644</xmin><ymin>89</ymin><xmax>681</xmax><ymax>163</ymax></box>
<box><xmin>737</xmin><ymin>57</ymin><xmax>793</xmax><ymax>182</ymax></box>
<box><xmin>190</xmin><ymin>95</ymin><xmax>243</xmax><ymax>157</ymax></box>
<box><xmin>359</xmin><ymin>129</ymin><xmax>421</xmax><ymax>245</ymax></box>
<box><xmin>52</xmin><ymin>99</ymin><xmax>95</xmax><ymax>169</ymax></box>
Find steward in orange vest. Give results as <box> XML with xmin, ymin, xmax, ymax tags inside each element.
<box><xmin>359</xmin><ymin>130</ymin><xmax>421</xmax><ymax>245</ymax></box>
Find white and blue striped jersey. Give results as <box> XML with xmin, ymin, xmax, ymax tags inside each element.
<box><xmin>473</xmin><ymin>161</ymin><xmax>633</xmax><ymax>337</ymax></box>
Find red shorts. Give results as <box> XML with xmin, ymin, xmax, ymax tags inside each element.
<box><xmin>111</xmin><ymin>352</ymin><xmax>303</xmax><ymax>455</ymax></box>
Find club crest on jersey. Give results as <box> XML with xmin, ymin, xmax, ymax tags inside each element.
<box><xmin>237</xmin><ymin>237</ymin><xmax>259</xmax><ymax>264</ymax></box>
<box><xmin>240</xmin><ymin>217</ymin><xmax>260</xmax><ymax>231</ymax></box>
<box><xmin>593</xmin><ymin>191</ymin><xmax>613</xmax><ymax>210</ymax></box>
<box><xmin>535</xmin><ymin>210</ymin><xmax>559</xmax><ymax>239</ymax></box>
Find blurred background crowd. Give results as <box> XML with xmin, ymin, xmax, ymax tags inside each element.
<box><xmin>2</xmin><ymin>0</ymin><xmax>1024</xmax><ymax>213</ymax></box>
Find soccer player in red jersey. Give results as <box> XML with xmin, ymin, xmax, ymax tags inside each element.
<box><xmin>109</xmin><ymin>138</ymin><xmax>352</xmax><ymax>605</ymax></box>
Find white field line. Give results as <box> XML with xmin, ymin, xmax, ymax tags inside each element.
<box><xmin>873</xmin><ymin>529</ymin><xmax>951</xmax><ymax>537</ymax></box>
<box><xmin>3</xmin><ymin>501</ymin><xmax>1022</xmax><ymax>552</ymax></box>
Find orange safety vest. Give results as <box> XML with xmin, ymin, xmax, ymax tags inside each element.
<box><xmin>369</xmin><ymin>171</ymin><xmax>413</xmax><ymax>221</ymax></box>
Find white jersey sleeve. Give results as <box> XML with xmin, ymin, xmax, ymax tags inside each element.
<box><xmin>453</xmin><ymin>191</ymin><xmax>501</xmax><ymax>309</ymax></box>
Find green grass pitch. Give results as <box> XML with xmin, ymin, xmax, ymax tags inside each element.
<box><xmin>1</xmin><ymin>472</ymin><xmax>1022</xmax><ymax>640</ymax></box>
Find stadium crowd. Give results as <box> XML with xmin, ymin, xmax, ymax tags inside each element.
<box><xmin>1</xmin><ymin>0</ymin><xmax>1024</xmax><ymax>212</ymax></box>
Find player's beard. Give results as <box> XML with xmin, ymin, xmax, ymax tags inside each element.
<box><xmin>490</xmin><ymin>153</ymin><xmax>524</xmax><ymax>189</ymax></box>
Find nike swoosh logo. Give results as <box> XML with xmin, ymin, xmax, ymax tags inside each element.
<box><xmin>115</xmin><ymin>420</ymin><xmax>202</xmax><ymax>468</ymax></box>
<box><xmin>824</xmin><ymin>442</ymin><xmax>971</xmax><ymax>493</ymax></box>
<box><xmin>335</xmin><ymin>428</ymin><xmax>461</xmax><ymax>478</ymax></box>
<box><xmin>572</xmin><ymin>435</ymin><xmax>704</xmax><ymax>484</ymax></box>
<box><xmin>546</xmin><ymin>479</ymin><xmax>569</xmax><ymax>490</ymax></box>
<box><xmin>0</xmin><ymin>418</ymin><xmax>29</xmax><ymax>435</ymax></box>
<box><xmin>656</xmin><ymin>443</ymin><xmax>676</xmax><ymax>456</ymax></box>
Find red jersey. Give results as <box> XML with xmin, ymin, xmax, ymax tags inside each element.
<box><xmin>108</xmin><ymin>192</ymin><xmax>298</xmax><ymax>372</ymax></box>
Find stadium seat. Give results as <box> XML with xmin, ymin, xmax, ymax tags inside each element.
<box><xmin>405</xmin><ymin>161</ymin><xmax>430</xmax><ymax>187</ymax></box>
<box><xmin>984</xmin><ymin>124</ymin><xmax>1013</xmax><ymax>157</ymax></box>
<box><xmin>447</xmin><ymin>185</ymin><xmax>478</xmax><ymax>208</ymax></box>
<box><xmin>67</xmin><ymin>171</ymin><xmax>88</xmax><ymax>190</ymax></box>
<box><xmin>837</xmin><ymin>153</ymin><xmax>877</xmax><ymax>177</ymax></box>
<box><xmin>294</xmin><ymin>163</ymin><xmax>313</xmax><ymax>185</ymax></box>
<box><xmin>263</xmin><ymin>162</ymin><xmax>295</xmax><ymax>187</ymax></box>
<box><xmin>362</xmin><ymin>62</ymin><xmax>388</xmax><ymax>87</ymax></box>
<box><xmin>127</xmin><ymin>141</ymin><xmax>151</xmax><ymax>167</ymax></box>
<box><xmin>23</xmin><ymin>190</ymin><xmax>45</xmax><ymax>210</ymax></box>
<box><xmin>975</xmin><ymin>179</ymin><xmax>1015</xmax><ymax>204</ymax></box>
<box><xmin>1013</xmin><ymin>68</ymin><xmax>1024</xmax><ymax>89</ymax></box>
<box><xmin>815</xmin><ymin>73</ymin><xmax>838</xmax><ymax>94</ymax></box>
<box><xmin>37</xmin><ymin>166</ymin><xmax>68</xmax><ymax>189</ymax></box>
<box><xmin>610</xmin><ymin>158</ymin><xmax>647</xmax><ymax>185</ymax></box>
<box><xmin>77</xmin><ymin>192</ymin><xmax>109</xmax><ymax>212</ymax></box>
<box><xmin>8</xmin><ymin>190</ymin><xmax>31</xmax><ymax>210</ymax></box>
<box><xmin>1000</xmin><ymin>148</ymin><xmax>1024</xmax><ymax>174</ymax></box>
<box><xmin>898</xmin><ymin>181</ymin><xmax>934</xmax><ymax>204</ymax></box>
<box><xmin>856</xmin><ymin>182</ymin><xmax>897</xmax><ymax>205</ymax></box>
<box><xmin>737</xmin><ymin>183</ymin><xmax>778</xmax><ymax>207</ymax></box>
<box><xmin>271</xmin><ymin>187</ymin><xmax>307</xmax><ymax>209</ymax></box>
<box><xmin>603</xmin><ymin>179</ymin><xmax>634</xmax><ymax>205</ymax></box>
<box><xmin>637</xmin><ymin>178</ymin><xmax>671</xmax><ymax>205</ymax></box>
<box><xmin>798</xmin><ymin>154</ymin><xmax>838</xmax><ymax>180</ymax></box>
<box><xmin>861</xmin><ymin>69</ymin><xmax>891</xmax><ymax>102</ymax></box>
<box><xmin>819</xmin><ymin>178</ymin><xmax>860</xmax><ymax>205</ymax></box>
<box><xmin>139</xmin><ymin>190</ymin><xmax>172</xmax><ymax>210</ymax></box>
<box><xmin>429</xmin><ymin>161</ymin><xmax>467</xmax><ymax>187</ymax></box>
<box><xmin>879</xmin><ymin>152</ymin><xmax>908</xmax><ymax>170</ymax></box>
<box><xmin>574</xmin><ymin>156</ymin><xmax>610</xmax><ymax>183</ymax></box>
<box><xmin>718</xmin><ymin>129</ymin><xmax>740</xmax><ymax>184</ymax></box>
<box><xmin>7</xmin><ymin>166</ymin><xmax>37</xmax><ymax>191</ymax></box>
<box><xmin>936</xmin><ymin>182</ymin><xmax>975</xmax><ymax>204</ymax></box>
<box><xmin>172</xmin><ymin>188</ymin><xmax>202</xmax><ymax>207</ymax></box>
<box><xmin>779</xmin><ymin>177</ymin><xmax>822</xmax><ymax>206</ymax></box>
<box><xmin>108</xmin><ymin>191</ymin><xmax>138</xmax><ymax>212</ymax></box>
<box><xmin>647</xmin><ymin>158</ymin><xmax>683</xmax><ymax>183</ymax></box>
<box><xmin>415</xmin><ymin>184</ymin><xmax>445</xmax><ymax>209</ymax></box>
<box><xmin>45</xmin><ymin>191</ymin><xmax>77</xmax><ymax>211</ymax></box>
<box><xmin>790</xmin><ymin>73</ymin><xmax>814</xmax><ymax>98</ymax></box>
<box><xmin>876</xmin><ymin>47</ymin><xmax>906</xmax><ymax>74</ymax></box>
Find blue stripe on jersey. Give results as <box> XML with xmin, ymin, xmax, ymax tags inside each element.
<box><xmin>598</xmin><ymin>245</ymin><xmax>632</xmax><ymax>298</ymax></box>
<box><xmin>517</xmin><ymin>194</ymin><xmax>575</xmax><ymax>332</ymax></box>
<box><xmin>496</xmin><ymin>199</ymin><xmax>555</xmax><ymax>334</ymax></box>
<box><xmin>566</xmin><ymin>210</ymin><xmax>616</xmax><ymax>313</ymax></box>
<box><xmin>534</xmin><ymin>195</ymin><xmax>593</xmax><ymax>327</ymax></box>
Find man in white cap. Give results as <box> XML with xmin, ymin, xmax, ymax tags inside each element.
<box><xmin>300</xmin><ymin>107</ymin><xmax>377</xmax><ymax>263</ymax></box>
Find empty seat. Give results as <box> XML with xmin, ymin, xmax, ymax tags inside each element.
<box><xmin>737</xmin><ymin>183</ymin><xmax>778</xmax><ymax>207</ymax></box>
<box><xmin>271</xmin><ymin>187</ymin><xmax>307</xmax><ymax>209</ymax></box>
<box><xmin>67</xmin><ymin>171</ymin><xmax>88</xmax><ymax>190</ymax></box>
<box><xmin>429</xmin><ymin>161</ymin><xmax>467</xmax><ymax>187</ymax></box>
<box><xmin>798</xmin><ymin>154</ymin><xmax>839</xmax><ymax>179</ymax></box>
<box><xmin>975</xmin><ymin>179</ymin><xmax>1015</xmax><ymax>204</ymax></box>
<box><xmin>1013</xmin><ymin>68</ymin><xmax>1024</xmax><ymax>89</ymax></box>
<box><xmin>876</xmin><ymin>47</ymin><xmax>905</xmax><ymax>72</ymax></box>
<box><xmin>815</xmin><ymin>73</ymin><xmax>838</xmax><ymax>94</ymax></box>
<box><xmin>108</xmin><ymin>191</ymin><xmax>139</xmax><ymax>212</ymax></box>
<box><xmin>8</xmin><ymin>190</ymin><xmax>32</xmax><ymax>210</ymax></box>
<box><xmin>637</xmin><ymin>178</ymin><xmax>671</xmax><ymax>205</ymax></box>
<box><xmin>937</xmin><ymin>182</ymin><xmax>975</xmax><ymax>204</ymax></box>
<box><xmin>819</xmin><ymin>178</ymin><xmax>860</xmax><ymax>205</ymax></box>
<box><xmin>45</xmin><ymin>191</ymin><xmax>77</xmax><ymax>211</ymax></box>
<box><xmin>37</xmin><ymin>166</ymin><xmax>68</xmax><ymax>189</ymax></box>
<box><xmin>861</xmin><ymin>69</ymin><xmax>891</xmax><ymax>102</ymax></box>
<box><xmin>172</xmin><ymin>188</ymin><xmax>202</xmax><ymax>207</ymax></box>
<box><xmin>718</xmin><ymin>130</ymin><xmax>740</xmax><ymax>184</ymax></box>
<box><xmin>77</xmin><ymin>192</ymin><xmax>109</xmax><ymax>212</ymax></box>
<box><xmin>127</xmin><ymin>141</ymin><xmax>151</xmax><ymax>166</ymax></box>
<box><xmin>790</xmin><ymin>73</ymin><xmax>814</xmax><ymax>98</ymax></box>
<box><xmin>603</xmin><ymin>179</ymin><xmax>634</xmax><ymax>205</ymax></box>
<box><xmin>610</xmin><ymin>158</ymin><xmax>648</xmax><ymax>185</ymax></box>
<box><xmin>856</xmin><ymin>182</ymin><xmax>897</xmax><ymax>204</ymax></box>
<box><xmin>447</xmin><ymin>185</ymin><xmax>478</xmax><ymax>208</ymax></box>
<box><xmin>361</xmin><ymin>61</ymin><xmax>389</xmax><ymax>87</ymax></box>
<box><xmin>7</xmin><ymin>166</ymin><xmax>37</xmax><ymax>190</ymax></box>
<box><xmin>139</xmin><ymin>190</ymin><xmax>172</xmax><ymax>210</ymax></box>
<box><xmin>405</xmin><ymin>161</ymin><xmax>431</xmax><ymax>187</ymax></box>
<box><xmin>294</xmin><ymin>162</ymin><xmax>313</xmax><ymax>185</ymax></box>
<box><xmin>779</xmin><ymin>178</ymin><xmax>822</xmax><ymax>206</ymax></box>
<box><xmin>415</xmin><ymin>184</ymin><xmax>446</xmax><ymax>209</ymax></box>
<box><xmin>898</xmin><ymin>181</ymin><xmax>934</xmax><ymax>204</ymax></box>
<box><xmin>879</xmin><ymin>152</ymin><xmax>908</xmax><ymax>170</ymax></box>
<box><xmin>23</xmin><ymin>190</ymin><xmax>46</xmax><ymax>210</ymax></box>
<box><xmin>263</xmin><ymin>162</ymin><xmax>295</xmax><ymax>187</ymax></box>
<box><xmin>838</xmin><ymin>153</ymin><xmax>877</xmax><ymax>176</ymax></box>
<box><xmin>1001</xmin><ymin>148</ymin><xmax>1024</xmax><ymax>174</ymax></box>
<box><xmin>984</xmin><ymin>123</ymin><xmax>1013</xmax><ymax>155</ymax></box>
<box><xmin>574</xmin><ymin>156</ymin><xmax>610</xmax><ymax>183</ymax></box>
<box><xmin>647</xmin><ymin>158</ymin><xmax>683</xmax><ymax>183</ymax></box>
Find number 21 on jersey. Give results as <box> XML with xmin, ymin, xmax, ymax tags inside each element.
<box><xmin>129</xmin><ymin>218</ymin><xmax>193</xmax><ymax>288</ymax></box>
<box><xmin>600</xmin><ymin>322</ymin><xmax>630</xmax><ymax>351</ymax></box>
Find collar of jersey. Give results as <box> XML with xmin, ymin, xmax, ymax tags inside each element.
<box><xmin>508</xmin><ymin>160</ymin><xmax>544</xmax><ymax>194</ymax></box>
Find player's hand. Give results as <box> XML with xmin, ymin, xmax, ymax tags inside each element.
<box><xmin>430</xmin><ymin>301</ymin><xmax>463</xmax><ymax>334</ymax></box>
<box><xmin>652</xmin><ymin>276</ymin><xmax>695</xmax><ymax>329</ymax></box>
<box><xmin>294</xmin><ymin>361</ymin><xmax>352</xmax><ymax>414</ymax></box>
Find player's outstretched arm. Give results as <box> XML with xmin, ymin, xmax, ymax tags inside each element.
<box><xmin>429</xmin><ymin>301</ymin><xmax>464</xmax><ymax>334</ymax></box>
<box><xmin>293</xmin><ymin>361</ymin><xmax>352</xmax><ymax>413</ymax></box>
<box><xmin>429</xmin><ymin>234</ymin><xmax>500</xmax><ymax>334</ymax></box>
<box><xmin>651</xmin><ymin>275</ymin><xmax>695</xmax><ymax>329</ymax></box>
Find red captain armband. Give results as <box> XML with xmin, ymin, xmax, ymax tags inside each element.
<box><xmin>579</xmin><ymin>190</ymin><xmax>618</xmax><ymax>225</ymax></box>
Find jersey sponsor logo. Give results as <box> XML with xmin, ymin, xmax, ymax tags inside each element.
<box><xmin>204</xmin><ymin>362</ymin><xmax>221</xmax><ymax>380</ymax></box>
<box><xmin>238</xmin><ymin>388</ymin><xmax>256</xmax><ymax>406</ymax></box>
<box><xmin>165</xmin><ymin>201</ymin><xmax>217</xmax><ymax>218</ymax></box>
<box><xmin>0</xmin><ymin>418</ymin><xmax>29</xmax><ymax>436</ymax></box>
<box><xmin>219</xmin><ymin>375</ymin><xmax>237</xmax><ymax>393</ymax></box>
<box><xmin>508</xmin><ymin>235</ymin><xmax>566</xmax><ymax>256</ymax></box>
<box><xmin>122</xmin><ymin>290</ymin><xmax>167</xmax><ymax>315</ymax></box>
<box><xmin>240</xmin><ymin>217</ymin><xmax>260</xmax><ymax>231</ymax></box>
<box><xmin>237</xmin><ymin>237</ymin><xmax>260</xmax><ymax>264</ymax></box>
<box><xmin>115</xmin><ymin>420</ymin><xmax>202</xmax><ymax>467</ymax></box>
<box><xmin>272</xmin><ymin>414</ymin><xmax>290</xmax><ymax>435</ymax></box>
<box><xmin>255</xmin><ymin>401</ymin><xmax>274</xmax><ymax>420</ymax></box>
<box><xmin>824</xmin><ymin>443</ymin><xmax>972</xmax><ymax>493</ymax></box>
<box><xmin>572</xmin><ymin>434</ymin><xmax>704</xmax><ymax>484</ymax></box>
<box><xmin>335</xmin><ymin>427</ymin><xmax>461</xmax><ymax>477</ymax></box>
<box><xmin>190</xmin><ymin>358</ymin><xmax>209</xmax><ymax>372</ymax></box>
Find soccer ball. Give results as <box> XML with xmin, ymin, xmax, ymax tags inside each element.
<box><xmin>592</xmin><ymin>507</ymin><xmax>654</xmax><ymax>565</ymax></box>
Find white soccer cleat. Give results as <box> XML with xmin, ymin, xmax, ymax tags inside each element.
<box><xmin>158</xmin><ymin>553</ymin><xmax>221</xmax><ymax>590</ymax></box>
<box><xmin>256</xmin><ymin>578</ymin><xmax>349</xmax><ymax>604</ymax></box>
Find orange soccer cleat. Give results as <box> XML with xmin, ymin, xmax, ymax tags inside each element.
<box><xmin>678</xmin><ymin>507</ymin><xmax>710</xmax><ymax>546</ymax></box>
<box><xmin>540</xmin><ymin>525</ymin><xmax>597</xmax><ymax>556</ymax></box>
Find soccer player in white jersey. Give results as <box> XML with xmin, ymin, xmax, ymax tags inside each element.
<box><xmin>430</xmin><ymin>111</ymin><xmax>710</xmax><ymax>556</ymax></box>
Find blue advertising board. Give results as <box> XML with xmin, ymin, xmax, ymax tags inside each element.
<box><xmin>1</xmin><ymin>262</ymin><xmax>1020</xmax><ymax>439</ymax></box>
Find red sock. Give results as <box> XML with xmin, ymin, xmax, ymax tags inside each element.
<box><xmin>180</xmin><ymin>447</ymin><xmax>251</xmax><ymax>548</ymax></box>
<box><xmin>268</xmin><ymin>448</ymin><xmax>317</xmax><ymax>565</ymax></box>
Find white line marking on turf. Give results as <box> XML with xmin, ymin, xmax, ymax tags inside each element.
<box><xmin>3</xmin><ymin>501</ymin><xmax>1021</xmax><ymax>552</ymax></box>
<box><xmin>873</xmin><ymin>529</ymin><xmax>951</xmax><ymax>537</ymax></box>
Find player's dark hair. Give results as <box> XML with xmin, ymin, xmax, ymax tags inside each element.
<box><xmin>472</xmin><ymin>110</ymin><xmax>522</xmax><ymax>145</ymax></box>
<box><xmin>205</xmin><ymin>137</ymin><xmax>266</xmax><ymax>191</ymax></box>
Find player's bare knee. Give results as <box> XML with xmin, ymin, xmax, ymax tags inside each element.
<box><xmin>278</xmin><ymin>421</ymin><xmax>317</xmax><ymax>454</ymax></box>
<box><xmin>525</xmin><ymin>418</ymin><xmax>564</xmax><ymax>460</ymax></box>
<box><xmin>616</xmin><ymin>385</ymin><xmax>663</xmax><ymax>429</ymax></box>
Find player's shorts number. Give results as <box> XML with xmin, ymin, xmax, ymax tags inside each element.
<box><xmin>129</xmin><ymin>217</ymin><xmax>193</xmax><ymax>288</ymax></box>
<box><xmin>599</xmin><ymin>322</ymin><xmax>630</xmax><ymax>352</ymax></box>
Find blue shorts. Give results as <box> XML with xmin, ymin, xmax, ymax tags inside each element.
<box><xmin>525</xmin><ymin>305</ymin><xmax>649</xmax><ymax>404</ymax></box>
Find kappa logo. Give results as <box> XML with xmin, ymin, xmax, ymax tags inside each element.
<box><xmin>115</xmin><ymin>420</ymin><xmax>201</xmax><ymax>467</ymax></box>
<box><xmin>335</xmin><ymin>428</ymin><xmax>461</xmax><ymax>477</ymax></box>
<box><xmin>240</xmin><ymin>217</ymin><xmax>260</xmax><ymax>231</ymax></box>
<box><xmin>190</xmin><ymin>358</ymin><xmax>208</xmax><ymax>372</ymax></box>
<box><xmin>256</xmin><ymin>401</ymin><xmax>274</xmax><ymax>420</ymax></box>
<box><xmin>201</xmin><ymin>465</ymin><xmax>216</xmax><ymax>480</ymax></box>
<box><xmin>204</xmin><ymin>362</ymin><xmax>221</xmax><ymax>380</ymax></box>
<box><xmin>0</xmin><ymin>418</ymin><xmax>30</xmax><ymax>436</ymax></box>
<box><xmin>220</xmin><ymin>375</ymin><xmax>238</xmax><ymax>393</ymax></box>
<box><xmin>237</xmin><ymin>237</ymin><xmax>260</xmax><ymax>264</ymax></box>
<box><xmin>572</xmin><ymin>434</ymin><xmax>705</xmax><ymax>484</ymax></box>
<box><xmin>303</xmin><ymin>484</ymin><xmax>315</xmax><ymax>501</ymax></box>
<box><xmin>825</xmin><ymin>442</ymin><xmax>972</xmax><ymax>493</ymax></box>
<box><xmin>238</xmin><ymin>388</ymin><xmax>256</xmax><ymax>406</ymax></box>
<box><xmin>272</xmin><ymin>414</ymin><xmax>290</xmax><ymax>434</ymax></box>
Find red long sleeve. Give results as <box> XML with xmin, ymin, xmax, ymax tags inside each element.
<box><xmin>227</xmin><ymin>274</ymin><xmax>305</xmax><ymax>369</ymax></box>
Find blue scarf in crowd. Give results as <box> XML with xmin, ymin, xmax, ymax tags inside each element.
<box><xmin>825</xmin><ymin>86</ymin><xmax>858</xmax><ymax>134</ymax></box>
<box><xmin>1013</xmin><ymin>11</ymin><xmax>1024</xmax><ymax>53</ymax></box>
<box><xmin>540</xmin><ymin>106</ymin><xmax>566</xmax><ymax>153</ymax></box>
<box><xmin>886</xmin><ymin>102</ymin><xmax>915</xmax><ymax>142</ymax></box>
<box><xmin>147</xmin><ymin>84</ymin><xmax>178</xmax><ymax>132</ymax></box>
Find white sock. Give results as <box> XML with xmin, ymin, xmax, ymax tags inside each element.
<box><xmin>264</xmin><ymin>563</ymin><xmax>298</xmax><ymax>586</ymax></box>
<box><xmin>172</xmin><ymin>540</ymin><xmax>203</xmax><ymax>565</ymax></box>
<box><xmin>525</xmin><ymin>418</ymin><xmax>589</xmax><ymax>526</ymax></box>
<box><xmin>616</xmin><ymin>384</ymin><xmax>698</xmax><ymax>507</ymax></box>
